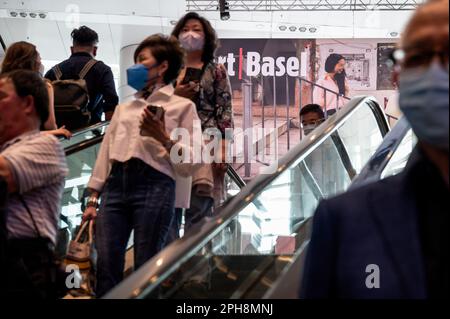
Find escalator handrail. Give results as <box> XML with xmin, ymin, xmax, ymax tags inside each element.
<box><xmin>63</xmin><ymin>121</ymin><xmax>110</xmax><ymax>140</ymax></box>
<box><xmin>265</xmin><ymin>117</ymin><xmax>411</xmax><ymax>299</ymax></box>
<box><xmin>104</xmin><ymin>95</ymin><xmax>390</xmax><ymax>299</ymax></box>
<box><xmin>349</xmin><ymin>116</ymin><xmax>411</xmax><ymax>190</ymax></box>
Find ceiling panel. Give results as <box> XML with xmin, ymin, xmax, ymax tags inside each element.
<box><xmin>109</xmin><ymin>23</ymin><xmax>164</xmax><ymax>58</ymax></box>
<box><xmin>0</xmin><ymin>0</ymin><xmax>186</xmax><ymax>17</ymax></box>
<box><xmin>4</xmin><ymin>18</ymin><xmax>67</xmax><ymax>60</ymax></box>
<box><xmin>56</xmin><ymin>20</ymin><xmax>118</xmax><ymax>65</ymax></box>
<box><xmin>0</xmin><ymin>16</ymin><xmax>13</xmax><ymax>46</ymax></box>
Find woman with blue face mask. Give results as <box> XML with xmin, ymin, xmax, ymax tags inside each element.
<box><xmin>82</xmin><ymin>34</ymin><xmax>201</xmax><ymax>297</ymax></box>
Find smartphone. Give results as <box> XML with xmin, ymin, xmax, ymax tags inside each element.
<box><xmin>147</xmin><ymin>104</ymin><xmax>164</xmax><ymax>121</ymax></box>
<box><xmin>181</xmin><ymin>67</ymin><xmax>203</xmax><ymax>85</ymax></box>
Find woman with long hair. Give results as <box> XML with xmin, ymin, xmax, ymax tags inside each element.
<box><xmin>1</xmin><ymin>42</ymin><xmax>71</xmax><ymax>138</ymax></box>
<box><xmin>169</xmin><ymin>12</ymin><xmax>234</xmax><ymax>240</ymax></box>
<box><xmin>313</xmin><ymin>53</ymin><xmax>350</xmax><ymax>114</ymax></box>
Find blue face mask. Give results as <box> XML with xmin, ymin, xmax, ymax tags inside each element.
<box><xmin>399</xmin><ymin>61</ymin><xmax>449</xmax><ymax>152</ymax></box>
<box><xmin>126</xmin><ymin>63</ymin><xmax>160</xmax><ymax>92</ymax></box>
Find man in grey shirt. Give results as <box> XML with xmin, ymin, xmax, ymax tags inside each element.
<box><xmin>0</xmin><ymin>70</ymin><xmax>68</xmax><ymax>298</ymax></box>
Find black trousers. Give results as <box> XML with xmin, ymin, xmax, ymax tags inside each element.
<box><xmin>2</xmin><ymin>238</ymin><xmax>63</xmax><ymax>299</ymax></box>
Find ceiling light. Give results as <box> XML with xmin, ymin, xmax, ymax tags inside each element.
<box><xmin>256</xmin><ymin>24</ymin><xmax>264</xmax><ymax>29</ymax></box>
<box><xmin>309</xmin><ymin>27</ymin><xmax>317</xmax><ymax>33</ymax></box>
<box><xmin>390</xmin><ymin>31</ymin><xmax>399</xmax><ymax>37</ymax></box>
<box><xmin>170</xmin><ymin>20</ymin><xmax>177</xmax><ymax>26</ymax></box>
<box><xmin>39</xmin><ymin>13</ymin><xmax>47</xmax><ymax>19</ymax></box>
<box><xmin>29</xmin><ymin>12</ymin><xmax>37</xmax><ymax>18</ymax></box>
<box><xmin>219</xmin><ymin>0</ymin><xmax>230</xmax><ymax>21</ymax></box>
<box><xmin>9</xmin><ymin>11</ymin><xmax>18</xmax><ymax>17</ymax></box>
<box><xmin>19</xmin><ymin>12</ymin><xmax>27</xmax><ymax>18</ymax></box>
<box><xmin>279</xmin><ymin>25</ymin><xmax>287</xmax><ymax>31</ymax></box>
<box><xmin>299</xmin><ymin>27</ymin><xmax>307</xmax><ymax>32</ymax></box>
<box><xmin>289</xmin><ymin>26</ymin><xmax>297</xmax><ymax>32</ymax></box>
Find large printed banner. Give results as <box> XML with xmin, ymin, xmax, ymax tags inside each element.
<box><xmin>216</xmin><ymin>39</ymin><xmax>397</xmax><ymax>105</ymax></box>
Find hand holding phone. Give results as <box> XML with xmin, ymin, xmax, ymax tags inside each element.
<box><xmin>140</xmin><ymin>104</ymin><xmax>166</xmax><ymax>138</ymax></box>
<box><xmin>181</xmin><ymin>67</ymin><xmax>203</xmax><ymax>85</ymax></box>
<box><xmin>147</xmin><ymin>104</ymin><xmax>164</xmax><ymax>121</ymax></box>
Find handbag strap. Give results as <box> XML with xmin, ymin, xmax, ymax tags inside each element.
<box><xmin>74</xmin><ymin>220</ymin><xmax>93</xmax><ymax>244</ymax></box>
<box><xmin>18</xmin><ymin>195</ymin><xmax>42</xmax><ymax>238</ymax></box>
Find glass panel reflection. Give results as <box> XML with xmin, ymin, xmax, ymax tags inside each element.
<box><xmin>141</xmin><ymin>101</ymin><xmax>385</xmax><ymax>299</ymax></box>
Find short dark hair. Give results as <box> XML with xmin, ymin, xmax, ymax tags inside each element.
<box><xmin>133</xmin><ymin>34</ymin><xmax>184</xmax><ymax>84</ymax></box>
<box><xmin>171</xmin><ymin>12</ymin><xmax>218</xmax><ymax>64</ymax></box>
<box><xmin>0</xmin><ymin>70</ymin><xmax>49</xmax><ymax>125</ymax></box>
<box><xmin>71</xmin><ymin>26</ymin><xmax>99</xmax><ymax>47</ymax></box>
<box><xmin>300</xmin><ymin>104</ymin><xmax>325</xmax><ymax>119</ymax></box>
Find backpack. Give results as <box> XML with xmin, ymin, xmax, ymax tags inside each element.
<box><xmin>52</xmin><ymin>59</ymin><xmax>98</xmax><ymax>131</ymax></box>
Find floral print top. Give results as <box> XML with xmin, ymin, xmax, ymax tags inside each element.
<box><xmin>196</xmin><ymin>62</ymin><xmax>234</xmax><ymax>138</ymax></box>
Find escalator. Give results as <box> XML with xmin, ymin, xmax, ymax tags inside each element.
<box><xmin>99</xmin><ymin>96</ymin><xmax>390</xmax><ymax>299</ymax></box>
<box><xmin>264</xmin><ymin>116</ymin><xmax>416</xmax><ymax>298</ymax></box>
<box><xmin>59</xmin><ymin>122</ymin><xmax>246</xmax><ymax>258</ymax></box>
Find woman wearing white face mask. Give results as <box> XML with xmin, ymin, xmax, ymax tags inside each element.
<box><xmin>169</xmin><ymin>13</ymin><xmax>234</xmax><ymax>241</ymax></box>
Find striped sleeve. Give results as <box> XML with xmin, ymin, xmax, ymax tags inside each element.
<box><xmin>3</xmin><ymin>134</ymin><xmax>68</xmax><ymax>194</ymax></box>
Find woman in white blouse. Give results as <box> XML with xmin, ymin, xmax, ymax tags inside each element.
<box><xmin>82</xmin><ymin>34</ymin><xmax>200</xmax><ymax>297</ymax></box>
<box><xmin>313</xmin><ymin>53</ymin><xmax>350</xmax><ymax>114</ymax></box>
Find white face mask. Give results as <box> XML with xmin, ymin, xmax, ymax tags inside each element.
<box><xmin>179</xmin><ymin>31</ymin><xmax>205</xmax><ymax>52</ymax></box>
<box><xmin>303</xmin><ymin>124</ymin><xmax>318</xmax><ymax>136</ymax></box>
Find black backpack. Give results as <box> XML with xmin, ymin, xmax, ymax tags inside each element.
<box><xmin>52</xmin><ymin>59</ymin><xmax>98</xmax><ymax>131</ymax></box>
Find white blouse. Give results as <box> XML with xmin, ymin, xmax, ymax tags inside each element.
<box><xmin>87</xmin><ymin>84</ymin><xmax>202</xmax><ymax>207</ymax></box>
<box><xmin>313</xmin><ymin>75</ymin><xmax>349</xmax><ymax>111</ymax></box>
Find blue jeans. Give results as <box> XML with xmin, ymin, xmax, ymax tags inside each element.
<box><xmin>167</xmin><ymin>190</ymin><xmax>214</xmax><ymax>243</ymax></box>
<box><xmin>95</xmin><ymin>158</ymin><xmax>175</xmax><ymax>297</ymax></box>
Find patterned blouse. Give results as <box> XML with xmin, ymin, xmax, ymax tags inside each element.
<box><xmin>196</xmin><ymin>62</ymin><xmax>234</xmax><ymax>138</ymax></box>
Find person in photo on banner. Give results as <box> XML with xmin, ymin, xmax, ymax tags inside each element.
<box><xmin>313</xmin><ymin>53</ymin><xmax>350</xmax><ymax>115</ymax></box>
<box><xmin>300</xmin><ymin>0</ymin><xmax>449</xmax><ymax>299</ymax></box>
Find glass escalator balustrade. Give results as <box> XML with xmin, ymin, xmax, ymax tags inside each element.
<box><xmin>124</xmin><ymin>99</ymin><xmax>388</xmax><ymax>299</ymax></box>
<box><xmin>381</xmin><ymin>129</ymin><xmax>417</xmax><ymax>178</ymax></box>
<box><xmin>59</xmin><ymin>123</ymin><xmax>245</xmax><ymax>248</ymax></box>
<box><xmin>60</xmin><ymin>125</ymin><xmax>108</xmax><ymax>234</ymax></box>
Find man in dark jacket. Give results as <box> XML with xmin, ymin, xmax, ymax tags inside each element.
<box><xmin>45</xmin><ymin>25</ymin><xmax>118</xmax><ymax>124</ymax></box>
<box><xmin>300</xmin><ymin>0</ymin><xmax>449</xmax><ymax>299</ymax></box>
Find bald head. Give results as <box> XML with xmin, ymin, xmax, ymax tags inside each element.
<box><xmin>401</xmin><ymin>0</ymin><xmax>449</xmax><ymax>69</ymax></box>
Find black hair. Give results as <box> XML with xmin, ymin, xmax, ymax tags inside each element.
<box><xmin>325</xmin><ymin>53</ymin><xmax>346</xmax><ymax>95</ymax></box>
<box><xmin>133</xmin><ymin>34</ymin><xmax>185</xmax><ymax>85</ymax></box>
<box><xmin>300</xmin><ymin>104</ymin><xmax>325</xmax><ymax>119</ymax></box>
<box><xmin>171</xmin><ymin>12</ymin><xmax>218</xmax><ymax>64</ymax></box>
<box><xmin>71</xmin><ymin>26</ymin><xmax>99</xmax><ymax>47</ymax></box>
<box><xmin>0</xmin><ymin>70</ymin><xmax>49</xmax><ymax>125</ymax></box>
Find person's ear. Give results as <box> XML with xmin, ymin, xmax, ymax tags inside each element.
<box><xmin>158</xmin><ymin>61</ymin><xmax>169</xmax><ymax>77</ymax></box>
<box><xmin>21</xmin><ymin>95</ymin><xmax>35</xmax><ymax>116</ymax></box>
<box><xmin>93</xmin><ymin>46</ymin><xmax>98</xmax><ymax>57</ymax></box>
<box><xmin>70</xmin><ymin>46</ymin><xmax>74</xmax><ymax>55</ymax></box>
